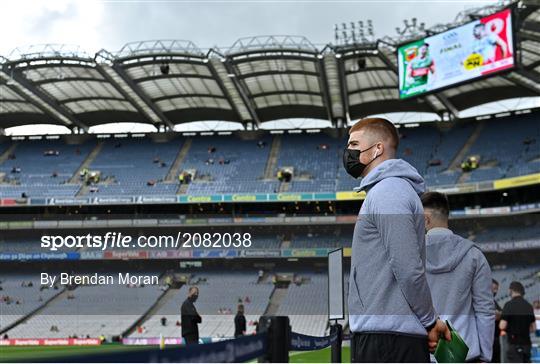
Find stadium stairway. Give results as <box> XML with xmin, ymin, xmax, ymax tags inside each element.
<box><xmin>280</xmin><ymin>239</ymin><xmax>291</xmax><ymax>248</ymax></box>
<box><xmin>257</xmin><ymin>272</ymin><xmax>271</xmax><ymax>284</ymax></box>
<box><xmin>279</xmin><ymin>181</ymin><xmax>290</xmax><ymax>192</ymax></box>
<box><xmin>448</xmin><ymin>122</ymin><xmax>486</xmax><ymax>179</ymax></box>
<box><xmin>0</xmin><ymin>143</ymin><xmax>18</xmax><ymax>165</ymax></box>
<box><xmin>68</xmin><ymin>141</ymin><xmax>103</xmax><ymax>184</ymax></box>
<box><xmin>263</xmin><ymin>135</ymin><xmax>281</xmax><ymax>180</ymax></box>
<box><xmin>122</xmin><ymin>285</ymin><xmax>180</xmax><ymax>338</ymax></box>
<box><xmin>164</xmin><ymin>139</ymin><xmax>192</xmax><ymax>182</ymax></box>
<box><xmin>177</xmin><ymin>183</ymin><xmax>189</xmax><ymax>194</ymax></box>
<box><xmin>77</xmin><ymin>175</ymin><xmax>117</xmax><ymax>197</ymax></box>
<box><xmin>0</xmin><ymin>287</ymin><xmax>67</xmax><ymax>335</ymax></box>
<box><xmin>263</xmin><ymin>287</ymin><xmax>288</xmax><ymax>316</ymax></box>
<box><xmin>76</xmin><ymin>184</ymin><xmax>92</xmax><ymax>197</ymax></box>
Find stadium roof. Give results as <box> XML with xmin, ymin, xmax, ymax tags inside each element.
<box><xmin>0</xmin><ymin>1</ymin><xmax>539</xmax><ymax>132</ymax></box>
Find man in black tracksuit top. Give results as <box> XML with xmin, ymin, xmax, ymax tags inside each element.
<box><xmin>234</xmin><ymin>304</ymin><xmax>246</xmax><ymax>338</ymax></box>
<box><xmin>181</xmin><ymin>286</ymin><xmax>201</xmax><ymax>345</ymax></box>
<box><xmin>500</xmin><ymin>281</ymin><xmax>536</xmax><ymax>363</ymax></box>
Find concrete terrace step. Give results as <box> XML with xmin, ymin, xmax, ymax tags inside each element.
<box><xmin>165</xmin><ymin>139</ymin><xmax>192</xmax><ymax>182</ymax></box>
<box><xmin>68</xmin><ymin>141</ymin><xmax>104</xmax><ymax>184</ymax></box>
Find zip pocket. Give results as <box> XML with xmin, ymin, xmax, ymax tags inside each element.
<box><xmin>352</xmin><ymin>267</ymin><xmax>364</xmax><ymax>310</ymax></box>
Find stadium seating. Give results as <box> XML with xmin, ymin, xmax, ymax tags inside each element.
<box><xmin>463</xmin><ymin>114</ymin><xmax>540</xmax><ymax>182</ymax></box>
<box><xmin>275</xmin><ymin>133</ymin><xmax>341</xmax><ymax>193</ymax></box>
<box><xmin>0</xmin><ymin>139</ymin><xmax>94</xmax><ymax>198</ymax></box>
<box><xmin>0</xmin><ymin>240</ymin><xmax>79</xmax><ymax>253</ymax></box>
<box><xmin>276</xmin><ymin>273</ymin><xmax>329</xmax><ymax>336</ymax></box>
<box><xmin>0</xmin><ymin>274</ymin><xmax>61</xmax><ymax>330</ymax></box>
<box><xmin>131</xmin><ymin>272</ymin><xmax>273</xmax><ymax>338</ymax></box>
<box><xmin>87</xmin><ymin>137</ymin><xmax>181</xmax><ymax>196</ymax></box>
<box><xmin>473</xmin><ymin>224</ymin><xmax>540</xmax><ymax>244</ymax></box>
<box><xmin>492</xmin><ymin>265</ymin><xmax>540</xmax><ymax>304</ymax></box>
<box><xmin>1</xmin><ymin>218</ymin><xmax>538</xmax><ymax>252</ymax></box>
<box><xmin>0</xmin><ymin>185</ymin><xmax>81</xmax><ymax>198</ymax></box>
<box><xmin>182</xmin><ymin>135</ymin><xmax>278</xmax><ymax>195</ymax></box>
<box><xmin>288</xmin><ymin>232</ymin><xmax>351</xmax><ymax>248</ymax></box>
<box><xmin>422</xmin><ymin>123</ymin><xmax>476</xmax><ymax>186</ymax></box>
<box><xmin>128</xmin><ymin>284</ymin><xmax>189</xmax><ymax>339</ymax></box>
<box><xmin>6</xmin><ymin>274</ymin><xmax>163</xmax><ymax>339</ymax></box>
<box><xmin>0</xmin><ymin>114</ymin><xmax>538</xmax><ymax>197</ymax></box>
<box><xmin>2</xmin><ymin>267</ymin><xmax>538</xmax><ymax>340</ymax></box>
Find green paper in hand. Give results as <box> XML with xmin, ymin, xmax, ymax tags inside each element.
<box><xmin>434</xmin><ymin>320</ymin><xmax>469</xmax><ymax>363</ymax></box>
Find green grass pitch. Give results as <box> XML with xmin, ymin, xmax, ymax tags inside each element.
<box><xmin>290</xmin><ymin>347</ymin><xmax>350</xmax><ymax>363</ymax></box>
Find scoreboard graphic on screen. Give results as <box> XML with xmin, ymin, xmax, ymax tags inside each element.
<box><xmin>398</xmin><ymin>8</ymin><xmax>515</xmax><ymax>99</ymax></box>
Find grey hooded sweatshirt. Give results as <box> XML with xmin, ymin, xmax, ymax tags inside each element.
<box><xmin>348</xmin><ymin>159</ymin><xmax>437</xmax><ymax>336</ymax></box>
<box><xmin>426</xmin><ymin>228</ymin><xmax>494</xmax><ymax>362</ymax></box>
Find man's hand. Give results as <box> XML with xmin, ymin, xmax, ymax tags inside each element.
<box><xmin>427</xmin><ymin>319</ymin><xmax>451</xmax><ymax>352</ymax></box>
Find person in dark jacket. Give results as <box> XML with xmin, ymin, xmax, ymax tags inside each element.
<box><xmin>500</xmin><ymin>281</ymin><xmax>536</xmax><ymax>363</ymax></box>
<box><xmin>181</xmin><ymin>286</ymin><xmax>201</xmax><ymax>345</ymax></box>
<box><xmin>493</xmin><ymin>279</ymin><xmax>502</xmax><ymax>363</ymax></box>
<box><xmin>234</xmin><ymin>304</ymin><xmax>246</xmax><ymax>338</ymax></box>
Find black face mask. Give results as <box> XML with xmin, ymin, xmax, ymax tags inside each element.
<box><xmin>189</xmin><ymin>294</ymin><xmax>198</xmax><ymax>303</ymax></box>
<box><xmin>343</xmin><ymin>144</ymin><xmax>378</xmax><ymax>179</ymax></box>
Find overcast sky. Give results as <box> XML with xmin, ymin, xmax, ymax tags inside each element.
<box><xmin>5</xmin><ymin>0</ymin><xmax>532</xmax><ymax>134</ymax></box>
<box><xmin>1</xmin><ymin>0</ymin><xmax>498</xmax><ymax>57</ymax></box>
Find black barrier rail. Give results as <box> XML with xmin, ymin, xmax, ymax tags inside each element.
<box><xmin>16</xmin><ymin>316</ymin><xmax>345</xmax><ymax>363</ymax></box>
<box><xmin>290</xmin><ymin>331</ymin><xmax>339</xmax><ymax>352</ymax></box>
<box><xmin>35</xmin><ymin>334</ymin><xmax>267</xmax><ymax>363</ymax></box>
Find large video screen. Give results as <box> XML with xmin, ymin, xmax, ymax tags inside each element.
<box><xmin>398</xmin><ymin>8</ymin><xmax>515</xmax><ymax>99</ymax></box>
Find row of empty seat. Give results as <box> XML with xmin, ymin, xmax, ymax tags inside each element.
<box><xmin>492</xmin><ymin>265</ymin><xmax>540</xmax><ymax>304</ymax></box>
<box><xmin>0</xmin><ymin>274</ymin><xmax>60</xmax><ymax>330</ymax></box>
<box><xmin>87</xmin><ymin>138</ymin><xmax>181</xmax><ymax>196</ymax></box>
<box><xmin>132</xmin><ymin>272</ymin><xmax>272</xmax><ymax>338</ymax></box>
<box><xmin>2</xmin><ymin>267</ymin><xmax>538</xmax><ymax>339</ymax></box>
<box><xmin>277</xmin><ymin>273</ymin><xmax>329</xmax><ymax>336</ymax></box>
<box><xmin>4</xmin><ymin>273</ymin><xmax>163</xmax><ymax>339</ymax></box>
<box><xmin>0</xmin><ymin>114</ymin><xmax>538</xmax><ymax>198</ymax></box>
<box><xmin>0</xmin><ymin>222</ymin><xmax>538</xmax><ymax>253</ymax></box>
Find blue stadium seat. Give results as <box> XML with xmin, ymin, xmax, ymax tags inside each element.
<box><xmin>0</xmin><ymin>114</ymin><xmax>538</xmax><ymax>198</ymax></box>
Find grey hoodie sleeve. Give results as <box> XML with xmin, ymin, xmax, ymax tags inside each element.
<box><xmin>372</xmin><ymin>181</ymin><xmax>437</xmax><ymax>328</ymax></box>
<box><xmin>471</xmin><ymin>249</ymin><xmax>495</xmax><ymax>362</ymax></box>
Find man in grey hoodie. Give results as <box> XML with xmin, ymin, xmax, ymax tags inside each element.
<box><xmin>344</xmin><ymin>118</ymin><xmax>450</xmax><ymax>362</ymax></box>
<box><xmin>421</xmin><ymin>191</ymin><xmax>494</xmax><ymax>362</ymax></box>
